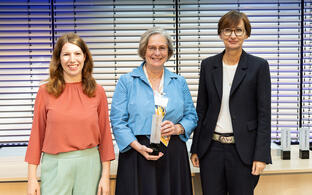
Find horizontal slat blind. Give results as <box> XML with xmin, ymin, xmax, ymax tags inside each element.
<box><xmin>0</xmin><ymin>0</ymin><xmax>311</xmax><ymax>146</ymax></box>
<box><xmin>302</xmin><ymin>0</ymin><xmax>312</xmax><ymax>140</ymax></box>
<box><xmin>0</xmin><ymin>0</ymin><xmax>52</xmax><ymax>146</ymax></box>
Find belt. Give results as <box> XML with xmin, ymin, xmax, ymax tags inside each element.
<box><xmin>212</xmin><ymin>133</ymin><xmax>235</xmax><ymax>144</ymax></box>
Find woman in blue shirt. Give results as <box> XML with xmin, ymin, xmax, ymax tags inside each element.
<box><xmin>110</xmin><ymin>27</ymin><xmax>198</xmax><ymax>195</ymax></box>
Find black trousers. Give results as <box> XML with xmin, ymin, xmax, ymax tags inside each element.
<box><xmin>115</xmin><ymin>135</ymin><xmax>193</xmax><ymax>195</ymax></box>
<box><xmin>199</xmin><ymin>140</ymin><xmax>259</xmax><ymax>195</ymax></box>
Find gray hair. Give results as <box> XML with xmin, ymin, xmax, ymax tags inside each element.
<box><xmin>138</xmin><ymin>27</ymin><xmax>174</xmax><ymax>60</ymax></box>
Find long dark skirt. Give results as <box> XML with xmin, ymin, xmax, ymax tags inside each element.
<box><xmin>115</xmin><ymin>135</ymin><xmax>193</xmax><ymax>195</ymax></box>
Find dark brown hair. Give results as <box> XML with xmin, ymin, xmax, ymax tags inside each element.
<box><xmin>218</xmin><ymin>10</ymin><xmax>251</xmax><ymax>37</ymax></box>
<box><xmin>46</xmin><ymin>32</ymin><xmax>96</xmax><ymax>97</ymax></box>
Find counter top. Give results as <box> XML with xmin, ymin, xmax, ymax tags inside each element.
<box><xmin>262</xmin><ymin>146</ymin><xmax>312</xmax><ymax>175</ymax></box>
<box><xmin>0</xmin><ymin>144</ymin><xmax>311</xmax><ymax>182</ymax></box>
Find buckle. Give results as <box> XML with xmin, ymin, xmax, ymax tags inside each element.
<box><xmin>212</xmin><ymin>133</ymin><xmax>235</xmax><ymax>144</ymax></box>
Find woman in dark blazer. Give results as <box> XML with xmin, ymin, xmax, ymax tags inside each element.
<box><xmin>190</xmin><ymin>10</ymin><xmax>272</xmax><ymax>195</ymax></box>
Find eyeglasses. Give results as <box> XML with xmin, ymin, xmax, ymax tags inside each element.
<box><xmin>222</xmin><ymin>28</ymin><xmax>244</xmax><ymax>36</ymax></box>
<box><xmin>147</xmin><ymin>46</ymin><xmax>168</xmax><ymax>53</ymax></box>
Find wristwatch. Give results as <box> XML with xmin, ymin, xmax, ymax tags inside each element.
<box><xmin>177</xmin><ymin>124</ymin><xmax>185</xmax><ymax>135</ymax></box>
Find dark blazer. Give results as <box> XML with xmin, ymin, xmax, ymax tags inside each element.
<box><xmin>191</xmin><ymin>50</ymin><xmax>272</xmax><ymax>165</ymax></box>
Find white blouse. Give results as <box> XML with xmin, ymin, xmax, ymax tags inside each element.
<box><xmin>214</xmin><ymin>62</ymin><xmax>238</xmax><ymax>134</ymax></box>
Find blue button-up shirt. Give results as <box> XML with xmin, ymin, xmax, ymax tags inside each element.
<box><xmin>110</xmin><ymin>62</ymin><xmax>198</xmax><ymax>152</ymax></box>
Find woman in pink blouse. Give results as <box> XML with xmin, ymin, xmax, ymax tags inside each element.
<box><xmin>25</xmin><ymin>32</ymin><xmax>115</xmax><ymax>195</ymax></box>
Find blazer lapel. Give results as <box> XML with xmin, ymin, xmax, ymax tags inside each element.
<box><xmin>230</xmin><ymin>50</ymin><xmax>248</xmax><ymax>96</ymax></box>
<box><xmin>212</xmin><ymin>53</ymin><xmax>223</xmax><ymax>100</ymax></box>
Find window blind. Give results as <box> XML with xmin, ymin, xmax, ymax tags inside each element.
<box><xmin>302</xmin><ymin>0</ymin><xmax>312</xmax><ymax>141</ymax></box>
<box><xmin>0</xmin><ymin>0</ymin><xmax>52</xmax><ymax>146</ymax></box>
<box><xmin>0</xmin><ymin>0</ymin><xmax>310</xmax><ymax>146</ymax></box>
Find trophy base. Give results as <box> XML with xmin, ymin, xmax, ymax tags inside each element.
<box><xmin>299</xmin><ymin>149</ymin><xmax>309</xmax><ymax>159</ymax></box>
<box><xmin>281</xmin><ymin>150</ymin><xmax>290</xmax><ymax>160</ymax></box>
<box><xmin>149</xmin><ymin>143</ymin><xmax>161</xmax><ymax>156</ymax></box>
